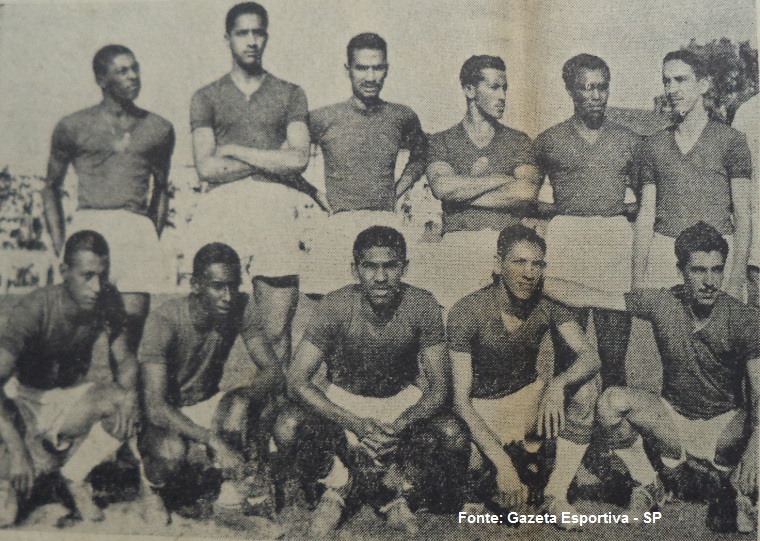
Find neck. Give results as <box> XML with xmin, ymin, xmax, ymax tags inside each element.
<box><xmin>675</xmin><ymin>102</ymin><xmax>708</xmax><ymax>135</ymax></box>
<box><xmin>465</xmin><ymin>102</ymin><xmax>498</xmax><ymax>130</ymax></box>
<box><xmin>231</xmin><ymin>61</ymin><xmax>265</xmax><ymax>82</ymax></box>
<box><xmin>572</xmin><ymin>113</ymin><xmax>605</xmax><ymax>132</ymax></box>
<box><xmin>101</xmin><ymin>94</ymin><xmax>134</xmax><ymax>116</ymax></box>
<box><xmin>351</xmin><ymin>94</ymin><xmax>381</xmax><ymax>110</ymax></box>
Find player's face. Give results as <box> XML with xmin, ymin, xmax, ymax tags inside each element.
<box><xmin>569</xmin><ymin>68</ymin><xmax>609</xmax><ymax>128</ymax></box>
<box><xmin>226</xmin><ymin>13</ymin><xmax>268</xmax><ymax>72</ymax></box>
<box><xmin>353</xmin><ymin>247</ymin><xmax>407</xmax><ymax>309</ymax></box>
<box><xmin>346</xmin><ymin>48</ymin><xmax>388</xmax><ymax>101</ymax></box>
<box><xmin>497</xmin><ymin>240</ymin><xmax>546</xmax><ymax>300</ymax></box>
<box><xmin>663</xmin><ymin>60</ymin><xmax>709</xmax><ymax>118</ymax></box>
<box><xmin>467</xmin><ymin>68</ymin><xmax>507</xmax><ymax>120</ymax></box>
<box><xmin>680</xmin><ymin>250</ymin><xmax>725</xmax><ymax>308</ymax></box>
<box><xmin>194</xmin><ymin>263</ymin><xmax>241</xmax><ymax>318</ymax></box>
<box><xmin>100</xmin><ymin>53</ymin><xmax>140</xmax><ymax>102</ymax></box>
<box><xmin>61</xmin><ymin>250</ymin><xmax>109</xmax><ymax>312</ymax></box>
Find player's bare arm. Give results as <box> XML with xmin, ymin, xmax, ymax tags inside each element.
<box><xmin>0</xmin><ymin>348</ymin><xmax>34</xmax><ymax>497</ymax></box>
<box><xmin>543</xmin><ymin>276</ymin><xmax>627</xmax><ymax>311</ymax></box>
<box><xmin>241</xmin><ymin>332</ymin><xmax>286</xmax><ymax>398</ymax></box>
<box><xmin>215</xmin><ymin>120</ymin><xmax>310</xmax><ymax>175</ymax></box>
<box><xmin>451</xmin><ymin>349</ymin><xmax>527</xmax><ymax>508</ymax></box>
<box><xmin>288</xmin><ymin>339</ymin><xmax>395</xmax><ymax>450</ymax></box>
<box><xmin>109</xmin><ymin>333</ymin><xmax>139</xmax><ymax>439</ymax></box>
<box><xmin>726</xmin><ymin>176</ymin><xmax>752</xmax><ymax>297</ymax></box>
<box><xmin>468</xmin><ymin>163</ymin><xmax>542</xmax><ymax>210</ymax></box>
<box><xmin>388</xmin><ymin>342</ymin><xmax>447</xmax><ymax>432</ymax></box>
<box><xmin>538</xmin><ymin>320</ymin><xmax>600</xmax><ymax>439</ymax></box>
<box><xmin>146</xmin><ymin>129</ymin><xmax>175</xmax><ymax>236</ymax></box>
<box><xmin>732</xmin><ymin>357</ymin><xmax>760</xmax><ymax>494</ymax></box>
<box><xmin>427</xmin><ymin>160</ymin><xmax>515</xmax><ymax>203</ymax></box>
<box><xmin>394</xmin><ymin>125</ymin><xmax>428</xmax><ymax>199</ymax></box>
<box><xmin>41</xmin><ymin>147</ymin><xmax>70</xmax><ymax>256</ymax></box>
<box><xmin>632</xmin><ymin>184</ymin><xmax>657</xmax><ymax>287</ymax></box>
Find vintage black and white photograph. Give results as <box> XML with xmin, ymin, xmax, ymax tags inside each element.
<box><xmin>0</xmin><ymin>0</ymin><xmax>758</xmax><ymax>539</ymax></box>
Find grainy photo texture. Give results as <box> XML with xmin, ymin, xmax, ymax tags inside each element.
<box><xmin>0</xmin><ymin>1</ymin><xmax>758</xmax><ymax>540</ymax></box>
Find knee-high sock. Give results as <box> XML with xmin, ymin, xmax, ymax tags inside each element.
<box><xmin>60</xmin><ymin>422</ymin><xmax>123</xmax><ymax>484</ymax></box>
<box><xmin>613</xmin><ymin>436</ymin><xmax>657</xmax><ymax>486</ymax></box>
<box><xmin>545</xmin><ymin>438</ymin><xmax>587</xmax><ymax>501</ymax></box>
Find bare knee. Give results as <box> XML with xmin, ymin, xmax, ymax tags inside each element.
<box><xmin>426</xmin><ymin>414</ymin><xmax>471</xmax><ymax>455</ymax></box>
<box><xmin>272</xmin><ymin>406</ymin><xmax>307</xmax><ymax>450</ymax></box>
<box><xmin>597</xmin><ymin>386</ymin><xmax>631</xmax><ymax>427</ymax></box>
<box><xmin>139</xmin><ymin>429</ymin><xmax>187</xmax><ymax>483</ymax></box>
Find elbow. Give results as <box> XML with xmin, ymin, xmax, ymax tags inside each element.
<box><xmin>293</xmin><ymin>151</ymin><xmax>309</xmax><ymax>173</ymax></box>
<box><xmin>427</xmin><ymin>178</ymin><xmax>449</xmax><ymax>201</ymax></box>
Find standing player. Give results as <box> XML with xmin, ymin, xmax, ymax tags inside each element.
<box><xmin>42</xmin><ymin>44</ymin><xmax>175</xmax><ymax>356</ymax></box>
<box><xmin>633</xmin><ymin>50</ymin><xmax>753</xmax><ymax>299</ymax></box>
<box><xmin>278</xmin><ymin>226</ymin><xmax>470</xmax><ymax>536</ymax></box>
<box><xmin>301</xmin><ymin>32</ymin><xmax>428</xmax><ymax>296</ymax></box>
<box><xmin>449</xmin><ymin>225</ymin><xmax>601</xmax><ymax>527</ymax></box>
<box><xmin>0</xmin><ymin>231</ymin><xmax>161</xmax><ymax>526</ymax></box>
<box><xmin>730</xmin><ymin>93</ymin><xmax>760</xmax><ymax>307</ymax></box>
<box><xmin>138</xmin><ymin>243</ymin><xmax>284</xmax><ymax>526</ymax></box>
<box><xmin>534</xmin><ymin>54</ymin><xmax>640</xmax><ymax>389</ymax></box>
<box><xmin>547</xmin><ymin>221</ymin><xmax>759</xmax><ymax>533</ymax></box>
<box><xmin>425</xmin><ymin>55</ymin><xmax>540</xmax><ymax>308</ymax></box>
<box><xmin>188</xmin><ymin>2</ymin><xmax>324</xmax><ymax>365</ymax></box>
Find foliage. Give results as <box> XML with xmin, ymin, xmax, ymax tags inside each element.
<box><xmin>0</xmin><ymin>167</ymin><xmax>51</xmax><ymax>250</ymax></box>
<box><xmin>654</xmin><ymin>38</ymin><xmax>759</xmax><ymax>123</ymax></box>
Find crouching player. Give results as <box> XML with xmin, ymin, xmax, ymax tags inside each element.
<box><xmin>138</xmin><ymin>243</ymin><xmax>285</xmax><ymax>526</ymax></box>
<box><xmin>547</xmin><ymin>221</ymin><xmax>759</xmax><ymax>532</ymax></box>
<box><xmin>0</xmin><ymin>231</ymin><xmax>162</xmax><ymax>526</ymax></box>
<box><xmin>449</xmin><ymin>225</ymin><xmax>601</xmax><ymax>528</ymax></box>
<box><xmin>276</xmin><ymin>226</ymin><xmax>470</xmax><ymax>536</ymax></box>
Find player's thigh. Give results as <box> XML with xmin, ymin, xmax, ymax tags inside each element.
<box><xmin>56</xmin><ymin>382</ymin><xmax>125</xmax><ymax>438</ymax></box>
<box><xmin>601</xmin><ymin>386</ymin><xmax>682</xmax><ymax>457</ymax></box>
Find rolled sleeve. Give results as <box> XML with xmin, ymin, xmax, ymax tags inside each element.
<box><xmin>302</xmin><ymin>294</ymin><xmax>343</xmax><ymax>352</ymax></box>
<box><xmin>287</xmin><ymin>86</ymin><xmax>309</xmax><ymax>125</ymax></box>
<box><xmin>0</xmin><ymin>294</ymin><xmax>43</xmax><ymax>357</ymax></box>
<box><xmin>137</xmin><ymin>312</ymin><xmax>174</xmax><ymax>365</ymax></box>
<box><xmin>725</xmin><ymin>130</ymin><xmax>753</xmax><ymax>179</ymax></box>
<box><xmin>49</xmin><ymin>118</ymin><xmax>77</xmax><ymax>166</ymax></box>
<box><xmin>624</xmin><ymin>288</ymin><xmax>663</xmax><ymax>320</ymax></box>
<box><xmin>418</xmin><ymin>294</ymin><xmax>445</xmax><ymax>348</ymax></box>
<box><xmin>189</xmin><ymin>89</ymin><xmax>214</xmax><ymax>132</ymax></box>
<box><xmin>446</xmin><ymin>300</ymin><xmax>476</xmax><ymax>354</ymax></box>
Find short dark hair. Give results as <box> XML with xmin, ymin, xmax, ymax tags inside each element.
<box><xmin>92</xmin><ymin>44</ymin><xmax>134</xmax><ymax>79</ymax></box>
<box><xmin>459</xmin><ymin>55</ymin><xmax>506</xmax><ymax>88</ymax></box>
<box><xmin>674</xmin><ymin>221</ymin><xmax>729</xmax><ymax>270</ymax></box>
<box><xmin>63</xmin><ymin>230</ymin><xmax>109</xmax><ymax>266</ymax></box>
<box><xmin>193</xmin><ymin>243</ymin><xmax>241</xmax><ymax>279</ymax></box>
<box><xmin>347</xmin><ymin>33</ymin><xmax>387</xmax><ymax>65</ymax></box>
<box><xmin>496</xmin><ymin>224</ymin><xmax>546</xmax><ymax>259</ymax></box>
<box><xmin>663</xmin><ymin>49</ymin><xmax>709</xmax><ymax>80</ymax></box>
<box><xmin>562</xmin><ymin>53</ymin><xmax>610</xmax><ymax>90</ymax></box>
<box><xmin>353</xmin><ymin>226</ymin><xmax>407</xmax><ymax>264</ymax></box>
<box><xmin>226</xmin><ymin>2</ymin><xmax>268</xmax><ymax>34</ymax></box>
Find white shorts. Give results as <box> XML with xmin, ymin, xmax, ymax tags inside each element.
<box><xmin>68</xmin><ymin>209</ymin><xmax>173</xmax><ymax>294</ymax></box>
<box><xmin>661</xmin><ymin>399</ymin><xmax>741</xmax><ymax>471</ymax></box>
<box><xmin>643</xmin><ymin>232</ymin><xmax>734</xmax><ymax>290</ymax></box>
<box><xmin>545</xmin><ymin>215</ymin><xmax>633</xmax><ymax>292</ymax></box>
<box><xmin>407</xmin><ymin>229</ymin><xmax>500</xmax><ymax>311</ymax></box>
<box><xmin>180</xmin><ymin>392</ymin><xmax>225</xmax><ymax>430</ymax></box>
<box><xmin>184</xmin><ymin>180</ymin><xmax>322</xmax><ymax>279</ymax></box>
<box><xmin>472</xmin><ymin>380</ymin><xmax>545</xmax><ymax>445</ymax></box>
<box><xmin>324</xmin><ymin>384</ymin><xmax>422</xmax><ymax>447</ymax></box>
<box><xmin>4</xmin><ymin>378</ymin><xmax>94</xmax><ymax>450</ymax></box>
<box><xmin>299</xmin><ymin>210</ymin><xmax>408</xmax><ymax>295</ymax></box>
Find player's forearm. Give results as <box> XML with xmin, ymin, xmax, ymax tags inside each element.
<box><xmin>454</xmin><ymin>399</ymin><xmax>511</xmax><ymax>468</ymax></box>
<box><xmin>395</xmin><ymin>160</ymin><xmax>427</xmax><ymax>200</ymax></box>
<box><xmin>290</xmin><ymin>382</ymin><xmax>362</xmax><ymax>433</ymax></box>
<box><xmin>41</xmin><ymin>185</ymin><xmax>66</xmax><ymax>254</ymax></box>
<box><xmin>197</xmin><ymin>156</ymin><xmax>257</xmax><ymax>185</ymax></box>
<box><xmin>728</xmin><ymin>214</ymin><xmax>751</xmax><ymax>287</ymax></box>
<box><xmin>543</xmin><ymin>277</ymin><xmax>626</xmax><ymax>311</ymax></box>
<box><xmin>429</xmin><ymin>174</ymin><xmax>509</xmax><ymax>203</ymax></box>
<box><xmin>221</xmin><ymin>144</ymin><xmax>309</xmax><ymax>176</ymax></box>
<box><xmin>554</xmin><ymin>347</ymin><xmax>600</xmax><ymax>390</ymax></box>
<box><xmin>146</xmin><ymin>401</ymin><xmax>213</xmax><ymax>444</ymax></box>
<box><xmin>632</xmin><ymin>188</ymin><xmax>656</xmax><ymax>286</ymax></box>
<box><xmin>394</xmin><ymin>387</ymin><xmax>445</xmax><ymax>429</ymax></box>
<box><xmin>0</xmin><ymin>398</ymin><xmax>27</xmax><ymax>458</ymax></box>
<box><xmin>468</xmin><ymin>181</ymin><xmax>539</xmax><ymax>210</ymax></box>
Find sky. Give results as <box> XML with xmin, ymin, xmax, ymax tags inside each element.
<box><xmin>0</xmin><ymin>0</ymin><xmax>756</xmax><ymax>174</ymax></box>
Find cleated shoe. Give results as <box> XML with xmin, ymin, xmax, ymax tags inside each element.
<box><xmin>627</xmin><ymin>477</ymin><xmax>668</xmax><ymax>518</ymax></box>
<box><xmin>383</xmin><ymin>497</ymin><xmax>419</xmax><ymax>535</ymax></box>
<box><xmin>543</xmin><ymin>495</ymin><xmax>582</xmax><ymax>530</ymax></box>
<box><xmin>63</xmin><ymin>479</ymin><xmax>104</xmax><ymax>523</ymax></box>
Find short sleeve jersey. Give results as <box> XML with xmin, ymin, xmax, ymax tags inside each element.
<box><xmin>730</xmin><ymin>95</ymin><xmax>760</xmax><ymax>265</ymax></box>
<box><xmin>139</xmin><ymin>293</ymin><xmax>264</xmax><ymax>407</ymax></box>
<box><xmin>190</xmin><ymin>73</ymin><xmax>308</xmax><ymax>150</ymax></box>
<box><xmin>535</xmin><ymin>119</ymin><xmax>641</xmax><ymax>216</ymax></box>
<box><xmin>310</xmin><ymin>99</ymin><xmax>428</xmax><ymax>212</ymax></box>
<box><xmin>447</xmin><ymin>284</ymin><xmax>574</xmax><ymax>399</ymax></box>
<box><xmin>625</xmin><ymin>286</ymin><xmax>760</xmax><ymax>419</ymax></box>
<box><xmin>0</xmin><ymin>284</ymin><xmax>125</xmax><ymax>390</ymax></box>
<box><xmin>429</xmin><ymin>122</ymin><xmax>537</xmax><ymax>232</ymax></box>
<box><xmin>303</xmin><ymin>284</ymin><xmax>444</xmax><ymax>398</ymax></box>
<box><xmin>49</xmin><ymin>105</ymin><xmax>174</xmax><ymax>215</ymax></box>
<box><xmin>638</xmin><ymin>121</ymin><xmax>752</xmax><ymax>237</ymax></box>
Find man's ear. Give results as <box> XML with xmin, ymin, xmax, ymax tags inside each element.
<box><xmin>190</xmin><ymin>276</ymin><xmax>200</xmax><ymax>295</ymax></box>
<box><xmin>698</xmin><ymin>75</ymin><xmax>712</xmax><ymax>96</ymax></box>
<box><xmin>463</xmin><ymin>83</ymin><xmax>477</xmax><ymax>100</ymax></box>
<box><xmin>59</xmin><ymin>262</ymin><xmax>69</xmax><ymax>279</ymax></box>
<box><xmin>401</xmin><ymin>260</ymin><xmax>409</xmax><ymax>277</ymax></box>
<box><xmin>492</xmin><ymin>254</ymin><xmax>502</xmax><ymax>277</ymax></box>
<box><xmin>351</xmin><ymin>261</ymin><xmax>359</xmax><ymax>281</ymax></box>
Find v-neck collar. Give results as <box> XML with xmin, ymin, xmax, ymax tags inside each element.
<box><xmin>670</xmin><ymin>119</ymin><xmax>709</xmax><ymax>158</ymax></box>
<box><xmin>227</xmin><ymin>72</ymin><xmax>269</xmax><ymax>102</ymax></box>
<box><xmin>570</xmin><ymin>118</ymin><xmax>607</xmax><ymax>149</ymax></box>
<box><xmin>460</xmin><ymin>121</ymin><xmax>500</xmax><ymax>150</ymax></box>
